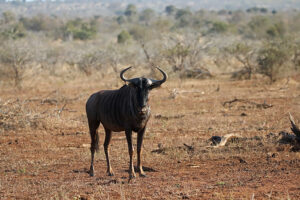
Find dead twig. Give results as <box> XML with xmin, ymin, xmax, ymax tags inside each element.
<box><xmin>58</xmin><ymin>104</ymin><xmax>67</xmax><ymax>116</ymax></box>
<box><xmin>26</xmin><ymin>93</ymin><xmax>84</xmax><ymax>106</ymax></box>
<box><xmin>183</xmin><ymin>143</ymin><xmax>194</xmax><ymax>151</ymax></box>
<box><xmin>44</xmin><ymin>90</ymin><xmax>58</xmax><ymax>99</ymax></box>
<box><xmin>41</xmin><ymin>99</ymin><xmax>58</xmax><ymax>105</ymax></box>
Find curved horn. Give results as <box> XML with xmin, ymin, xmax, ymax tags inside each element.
<box><xmin>150</xmin><ymin>67</ymin><xmax>168</xmax><ymax>89</ymax></box>
<box><xmin>120</xmin><ymin>66</ymin><xmax>132</xmax><ymax>82</ymax></box>
<box><xmin>155</xmin><ymin>67</ymin><xmax>167</xmax><ymax>84</ymax></box>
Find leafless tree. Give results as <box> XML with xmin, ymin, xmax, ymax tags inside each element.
<box><xmin>225</xmin><ymin>42</ymin><xmax>257</xmax><ymax>80</ymax></box>
<box><xmin>0</xmin><ymin>40</ymin><xmax>32</xmax><ymax>89</ymax></box>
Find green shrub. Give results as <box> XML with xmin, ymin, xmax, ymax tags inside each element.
<box><xmin>124</xmin><ymin>4</ymin><xmax>137</xmax><ymax>17</ymax></box>
<box><xmin>63</xmin><ymin>19</ymin><xmax>97</xmax><ymax>40</ymax></box>
<box><xmin>164</xmin><ymin>43</ymin><xmax>190</xmax><ymax>72</ymax></box>
<box><xmin>19</xmin><ymin>15</ymin><xmax>61</xmax><ymax>33</ymax></box>
<box><xmin>0</xmin><ymin>22</ymin><xmax>26</xmax><ymax>40</ymax></box>
<box><xmin>2</xmin><ymin>11</ymin><xmax>16</xmax><ymax>24</ymax></box>
<box><xmin>153</xmin><ymin>18</ymin><xmax>172</xmax><ymax>32</ymax></box>
<box><xmin>225</xmin><ymin>42</ymin><xmax>256</xmax><ymax>79</ymax></box>
<box><xmin>139</xmin><ymin>8</ymin><xmax>155</xmax><ymax>25</ymax></box>
<box><xmin>210</xmin><ymin>21</ymin><xmax>229</xmax><ymax>33</ymax></box>
<box><xmin>175</xmin><ymin>9</ymin><xmax>192</xmax><ymax>20</ymax></box>
<box><xmin>257</xmin><ymin>40</ymin><xmax>291</xmax><ymax>82</ymax></box>
<box><xmin>266</xmin><ymin>22</ymin><xmax>286</xmax><ymax>38</ymax></box>
<box><xmin>165</xmin><ymin>5</ymin><xmax>177</xmax><ymax>16</ymax></box>
<box><xmin>117</xmin><ymin>30</ymin><xmax>131</xmax><ymax>44</ymax></box>
<box><xmin>116</xmin><ymin>16</ymin><xmax>126</xmax><ymax>25</ymax></box>
<box><xmin>128</xmin><ymin>25</ymin><xmax>149</xmax><ymax>41</ymax></box>
<box><xmin>246</xmin><ymin>16</ymin><xmax>271</xmax><ymax>38</ymax></box>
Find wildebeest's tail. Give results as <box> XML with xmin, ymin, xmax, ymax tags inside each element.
<box><xmin>88</xmin><ymin>122</ymin><xmax>100</xmax><ymax>152</ymax></box>
<box><xmin>88</xmin><ymin>123</ymin><xmax>100</xmax><ymax>152</ymax></box>
<box><xmin>86</xmin><ymin>92</ymin><xmax>101</xmax><ymax>152</ymax></box>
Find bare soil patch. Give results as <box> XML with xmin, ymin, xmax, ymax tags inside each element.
<box><xmin>1</xmin><ymin>76</ymin><xmax>300</xmax><ymax>199</ymax></box>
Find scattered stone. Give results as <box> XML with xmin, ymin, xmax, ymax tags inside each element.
<box><xmin>75</xmin><ymin>131</ymin><xmax>85</xmax><ymax>135</ymax></box>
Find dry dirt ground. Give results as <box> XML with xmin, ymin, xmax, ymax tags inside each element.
<box><xmin>0</xmin><ymin>75</ymin><xmax>300</xmax><ymax>199</ymax></box>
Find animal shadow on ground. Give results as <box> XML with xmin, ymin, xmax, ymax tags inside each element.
<box><xmin>72</xmin><ymin>168</ymin><xmax>89</xmax><ymax>174</ymax></box>
<box><xmin>124</xmin><ymin>166</ymin><xmax>157</xmax><ymax>173</ymax></box>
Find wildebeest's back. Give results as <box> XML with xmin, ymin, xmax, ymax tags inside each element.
<box><xmin>86</xmin><ymin>85</ymin><xmax>143</xmax><ymax>132</ymax></box>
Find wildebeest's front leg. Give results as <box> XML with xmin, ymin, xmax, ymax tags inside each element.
<box><xmin>125</xmin><ymin>129</ymin><xmax>136</xmax><ymax>179</ymax></box>
<box><xmin>104</xmin><ymin>128</ymin><xmax>114</xmax><ymax>176</ymax></box>
<box><xmin>137</xmin><ymin>127</ymin><xmax>146</xmax><ymax>177</ymax></box>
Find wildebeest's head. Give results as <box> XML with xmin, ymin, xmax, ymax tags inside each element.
<box><xmin>120</xmin><ymin>67</ymin><xmax>167</xmax><ymax>110</ymax></box>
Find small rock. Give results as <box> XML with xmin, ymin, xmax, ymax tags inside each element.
<box><xmin>239</xmin><ymin>158</ymin><xmax>247</xmax><ymax>164</ymax></box>
<box><xmin>267</xmin><ymin>152</ymin><xmax>278</xmax><ymax>159</ymax></box>
<box><xmin>82</xmin><ymin>144</ymin><xmax>90</xmax><ymax>148</ymax></box>
<box><xmin>210</xmin><ymin>136</ymin><xmax>222</xmax><ymax>145</ymax></box>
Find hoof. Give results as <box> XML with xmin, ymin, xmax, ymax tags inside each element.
<box><xmin>89</xmin><ymin>164</ymin><xmax>94</xmax><ymax>176</ymax></box>
<box><xmin>140</xmin><ymin>173</ymin><xmax>147</xmax><ymax>177</ymax></box>
<box><xmin>107</xmin><ymin>171</ymin><xmax>115</xmax><ymax>176</ymax></box>
<box><xmin>129</xmin><ymin>173</ymin><xmax>136</xmax><ymax>179</ymax></box>
<box><xmin>89</xmin><ymin>168</ymin><xmax>94</xmax><ymax>177</ymax></box>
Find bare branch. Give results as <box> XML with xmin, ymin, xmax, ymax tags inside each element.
<box><xmin>289</xmin><ymin>112</ymin><xmax>300</xmax><ymax>137</ymax></box>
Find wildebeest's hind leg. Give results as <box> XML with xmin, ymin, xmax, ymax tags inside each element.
<box><xmin>137</xmin><ymin>127</ymin><xmax>146</xmax><ymax>177</ymax></box>
<box><xmin>104</xmin><ymin>128</ymin><xmax>114</xmax><ymax>176</ymax></box>
<box><xmin>125</xmin><ymin>129</ymin><xmax>136</xmax><ymax>179</ymax></box>
<box><xmin>88</xmin><ymin>119</ymin><xmax>100</xmax><ymax>177</ymax></box>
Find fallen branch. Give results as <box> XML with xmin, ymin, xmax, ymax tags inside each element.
<box><xmin>223</xmin><ymin>98</ymin><xmax>273</xmax><ymax>109</ymax></box>
<box><xmin>154</xmin><ymin>114</ymin><xmax>185</xmax><ymax>120</ymax></box>
<box><xmin>209</xmin><ymin>133</ymin><xmax>242</xmax><ymax>147</ymax></box>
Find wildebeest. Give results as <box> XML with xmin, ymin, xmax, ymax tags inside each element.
<box><xmin>86</xmin><ymin>66</ymin><xmax>167</xmax><ymax>178</ymax></box>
